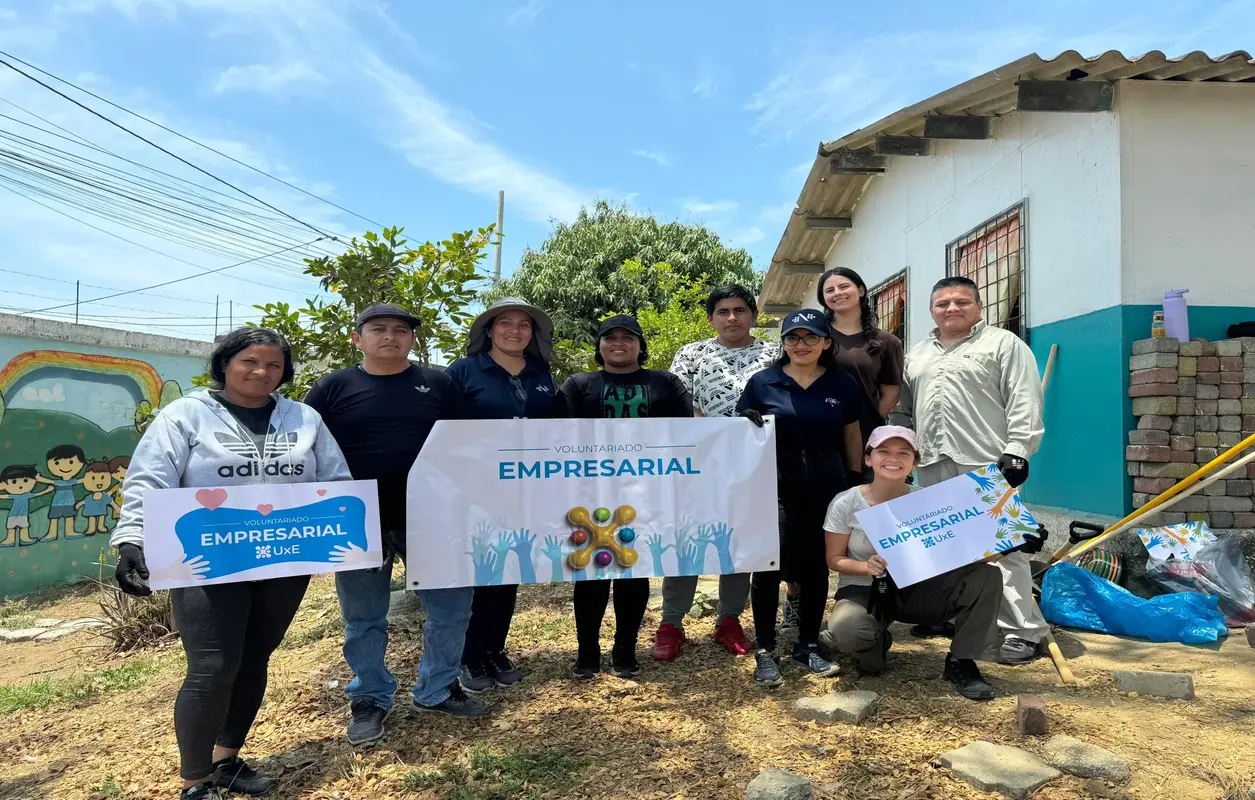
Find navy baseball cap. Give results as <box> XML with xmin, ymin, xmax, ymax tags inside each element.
<box><xmin>597</xmin><ymin>314</ymin><xmax>645</xmax><ymax>340</ymax></box>
<box><xmin>355</xmin><ymin>303</ymin><xmax>420</xmax><ymax>331</ymax></box>
<box><xmin>780</xmin><ymin>309</ymin><xmax>830</xmax><ymax>338</ymax></box>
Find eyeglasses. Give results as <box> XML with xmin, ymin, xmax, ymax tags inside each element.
<box><xmin>508</xmin><ymin>375</ymin><xmax>527</xmax><ymax>402</ymax></box>
<box><xmin>782</xmin><ymin>333</ymin><xmax>822</xmax><ymax>346</ymax></box>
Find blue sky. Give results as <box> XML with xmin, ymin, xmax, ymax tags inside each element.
<box><xmin>0</xmin><ymin>0</ymin><xmax>1251</xmax><ymax>339</ymax></box>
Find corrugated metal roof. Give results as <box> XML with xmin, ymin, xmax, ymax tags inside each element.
<box><xmin>760</xmin><ymin>49</ymin><xmax>1255</xmax><ymax>310</ymax></box>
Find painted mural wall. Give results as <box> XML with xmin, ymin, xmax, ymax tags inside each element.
<box><xmin>0</xmin><ymin>330</ymin><xmax>209</xmax><ymax>599</ymax></box>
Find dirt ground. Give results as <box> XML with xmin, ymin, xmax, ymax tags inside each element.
<box><xmin>1</xmin><ymin>575</ymin><xmax>1253</xmax><ymax>800</ymax></box>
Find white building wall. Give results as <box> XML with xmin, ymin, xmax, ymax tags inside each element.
<box><xmin>821</xmin><ymin>109</ymin><xmax>1123</xmax><ymax>346</ymax></box>
<box><xmin>1119</xmin><ymin>80</ymin><xmax>1255</xmax><ymax>307</ymax></box>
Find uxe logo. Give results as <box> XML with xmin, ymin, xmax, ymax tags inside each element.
<box><xmin>214</xmin><ymin>431</ymin><xmax>304</xmax><ymax>478</ymax></box>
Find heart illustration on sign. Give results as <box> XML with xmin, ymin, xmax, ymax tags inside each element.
<box><xmin>339</xmin><ymin>506</ymin><xmax>346</xmax><ymax>512</ymax></box>
<box><xmin>316</xmin><ymin>489</ymin><xmax>328</xmax><ymax>496</ymax></box>
<box><xmin>195</xmin><ymin>488</ymin><xmax>228</xmax><ymax>511</ymax></box>
<box><xmin>257</xmin><ymin>504</ymin><xmax>274</xmax><ymax>516</ymax></box>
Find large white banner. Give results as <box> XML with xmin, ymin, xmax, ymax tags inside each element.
<box><xmin>855</xmin><ymin>465</ymin><xmax>1039</xmax><ymax>587</ymax></box>
<box><xmin>405</xmin><ymin>417</ymin><xmax>779</xmax><ymax>589</ymax></box>
<box><xmin>142</xmin><ymin>480</ymin><xmax>383</xmax><ymax>590</ymax></box>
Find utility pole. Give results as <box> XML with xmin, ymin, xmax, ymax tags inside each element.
<box><xmin>214</xmin><ymin>295</ymin><xmax>219</xmax><ymax>339</ymax></box>
<box><xmin>492</xmin><ymin>190</ymin><xmax>504</xmax><ymax>285</ymax></box>
<box><xmin>229</xmin><ymin>301</ymin><xmax>233</xmax><ymax>329</ymax></box>
<box><xmin>74</xmin><ymin>281</ymin><xmax>80</xmax><ymax>324</ymax></box>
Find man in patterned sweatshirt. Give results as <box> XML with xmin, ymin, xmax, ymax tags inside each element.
<box><xmin>653</xmin><ymin>285</ymin><xmax>778</xmax><ymax>661</ymax></box>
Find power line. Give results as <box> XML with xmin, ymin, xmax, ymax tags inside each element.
<box><xmin>0</xmin><ymin>265</ymin><xmax>251</xmax><ymax>308</ymax></box>
<box><xmin>0</xmin><ymin>49</ymin><xmax>384</xmax><ymax>231</ymax></box>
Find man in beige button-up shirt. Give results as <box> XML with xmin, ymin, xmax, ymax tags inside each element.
<box><xmin>890</xmin><ymin>276</ymin><xmax>1046</xmax><ymax>665</ymax></box>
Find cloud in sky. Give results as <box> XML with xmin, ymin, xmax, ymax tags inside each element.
<box><xmin>683</xmin><ymin>199</ymin><xmax>738</xmax><ymax>215</ymax></box>
<box><xmin>212</xmin><ymin>62</ymin><xmax>326</xmax><ymax>94</ymax></box>
<box><xmin>507</xmin><ymin>0</ymin><xmax>548</xmax><ymax>28</ymax></box>
<box><xmin>692</xmin><ymin>76</ymin><xmax>717</xmax><ymax>99</ymax></box>
<box><xmin>631</xmin><ymin>149</ymin><xmax>671</xmax><ymax>168</ymax></box>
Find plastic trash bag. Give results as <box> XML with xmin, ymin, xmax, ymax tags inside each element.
<box><xmin>1041</xmin><ymin>562</ymin><xmax>1228</xmax><ymax>644</ymax></box>
<box><xmin>1147</xmin><ymin>535</ymin><xmax>1255</xmax><ymax>627</ymax></box>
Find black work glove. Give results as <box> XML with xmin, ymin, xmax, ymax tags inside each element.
<box><xmin>1003</xmin><ymin>524</ymin><xmax>1048</xmax><ymax>556</ymax></box>
<box><xmin>866</xmin><ymin>574</ymin><xmax>898</xmax><ymax>624</ymax></box>
<box><xmin>115</xmin><ymin>543</ymin><xmax>152</xmax><ymax>597</ymax></box>
<box><xmin>739</xmin><ymin>409</ymin><xmax>764</xmax><ymax>427</ymax></box>
<box><xmin>997</xmin><ymin>453</ymin><xmax>1029</xmax><ymax>488</ymax></box>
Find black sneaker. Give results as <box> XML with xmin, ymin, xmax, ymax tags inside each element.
<box><xmin>997</xmin><ymin>635</ymin><xmax>1042</xmax><ymax>665</ymax></box>
<box><xmin>346</xmin><ymin>697</ymin><xmax>391</xmax><ymax>745</ymax></box>
<box><xmin>943</xmin><ymin>653</ymin><xmax>996</xmax><ymax>701</ymax></box>
<box><xmin>180</xmin><ymin>783</ymin><xmax>221</xmax><ymax>800</ymax></box>
<box><xmin>792</xmin><ymin>643</ymin><xmax>841</xmax><ymax>677</ymax></box>
<box><xmin>571</xmin><ymin>658</ymin><xmax>600</xmax><ymax>680</ymax></box>
<box><xmin>910</xmin><ymin>621</ymin><xmax>956</xmax><ymax>639</ymax></box>
<box><xmin>413</xmin><ymin>682</ymin><xmax>489</xmax><ymax>718</ymax></box>
<box><xmin>610</xmin><ymin>647</ymin><xmax>641</xmax><ymax>678</ymax></box>
<box><xmin>458</xmin><ymin>658</ymin><xmax>495</xmax><ymax>694</ymax></box>
<box><xmin>211</xmin><ymin>756</ymin><xmax>275</xmax><ymax>796</ymax></box>
<box><xmin>753</xmin><ymin>649</ymin><xmax>784</xmax><ymax>688</ymax></box>
<box><xmin>487</xmin><ymin>650</ymin><xmax>523</xmax><ymax>687</ymax></box>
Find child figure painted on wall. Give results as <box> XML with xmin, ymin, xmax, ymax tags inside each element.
<box><xmin>75</xmin><ymin>461</ymin><xmax>118</xmax><ymax>536</ymax></box>
<box><xmin>108</xmin><ymin>456</ymin><xmax>130</xmax><ymax>521</ymax></box>
<box><xmin>0</xmin><ymin>465</ymin><xmax>53</xmax><ymax>547</ymax></box>
<box><xmin>36</xmin><ymin>444</ymin><xmax>85</xmax><ymax>541</ymax></box>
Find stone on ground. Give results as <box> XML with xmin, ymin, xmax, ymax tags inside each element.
<box><xmin>1015</xmin><ymin>695</ymin><xmax>1048</xmax><ymax>736</ymax></box>
<box><xmin>0</xmin><ymin>628</ymin><xmax>45</xmax><ymax>643</ymax></box>
<box><xmin>1043</xmin><ymin>735</ymin><xmax>1131</xmax><ymax>783</ymax></box>
<box><xmin>1113</xmin><ymin>670</ymin><xmax>1195</xmax><ymax>700</ymax></box>
<box><xmin>939</xmin><ymin>741</ymin><xmax>1061</xmax><ymax>800</ymax></box>
<box><xmin>793</xmin><ymin>691</ymin><xmax>879</xmax><ymax>724</ymax></box>
<box><xmin>746</xmin><ymin>768</ymin><xmax>813</xmax><ymax>800</ymax></box>
<box><xmin>33</xmin><ymin>627</ymin><xmax>76</xmax><ymax>641</ymax></box>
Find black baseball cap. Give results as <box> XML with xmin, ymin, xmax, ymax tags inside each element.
<box><xmin>597</xmin><ymin>314</ymin><xmax>644</xmax><ymax>340</ymax></box>
<box><xmin>356</xmin><ymin>303</ymin><xmax>419</xmax><ymax>331</ymax></box>
<box><xmin>780</xmin><ymin>309</ymin><xmax>830</xmax><ymax>338</ymax></box>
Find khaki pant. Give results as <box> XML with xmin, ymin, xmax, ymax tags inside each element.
<box><xmin>819</xmin><ymin>563</ymin><xmax>1002</xmax><ymax>672</ymax></box>
<box><xmin>917</xmin><ymin>458</ymin><xmax>1049</xmax><ymax>642</ymax></box>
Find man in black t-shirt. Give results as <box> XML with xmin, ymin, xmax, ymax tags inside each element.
<box><xmin>304</xmin><ymin>304</ymin><xmax>487</xmax><ymax>746</ymax></box>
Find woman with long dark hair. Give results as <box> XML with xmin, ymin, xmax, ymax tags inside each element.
<box><xmin>112</xmin><ymin>327</ymin><xmax>352</xmax><ymax>800</ymax></box>
<box><xmin>736</xmin><ymin>310</ymin><xmax>863</xmax><ymax>687</ymax></box>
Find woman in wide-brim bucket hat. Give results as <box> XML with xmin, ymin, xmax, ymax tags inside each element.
<box><xmin>467</xmin><ymin>298</ymin><xmax>555</xmax><ymax>363</ymax></box>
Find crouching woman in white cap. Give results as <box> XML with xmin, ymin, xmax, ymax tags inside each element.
<box><xmin>820</xmin><ymin>425</ymin><xmax>1007</xmax><ymax>700</ymax></box>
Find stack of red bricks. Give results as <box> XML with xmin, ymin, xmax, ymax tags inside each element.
<box><xmin>1126</xmin><ymin>336</ymin><xmax>1255</xmax><ymax>529</ymax></box>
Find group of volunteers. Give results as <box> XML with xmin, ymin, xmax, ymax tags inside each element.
<box><xmin>109</xmin><ymin>268</ymin><xmax>1045</xmax><ymax>800</ymax></box>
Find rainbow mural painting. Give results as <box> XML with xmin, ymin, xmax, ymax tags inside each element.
<box><xmin>0</xmin><ymin>350</ymin><xmax>165</xmax><ymax>404</ymax></box>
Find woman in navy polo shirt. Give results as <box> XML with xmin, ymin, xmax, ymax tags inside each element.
<box><xmin>736</xmin><ymin>309</ymin><xmax>863</xmax><ymax>688</ymax></box>
<box><xmin>445</xmin><ymin>298</ymin><xmax>566</xmax><ymax>694</ymax></box>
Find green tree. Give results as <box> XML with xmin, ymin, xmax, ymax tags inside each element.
<box><xmin>243</xmin><ymin>226</ymin><xmax>490</xmax><ymax>399</ymax></box>
<box><xmin>487</xmin><ymin>201</ymin><xmax>761</xmax><ymax>345</ymax></box>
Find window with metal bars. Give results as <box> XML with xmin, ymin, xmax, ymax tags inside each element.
<box><xmin>945</xmin><ymin>202</ymin><xmax>1028</xmax><ymax>339</ymax></box>
<box><xmin>867</xmin><ymin>271</ymin><xmax>907</xmax><ymax>343</ymax></box>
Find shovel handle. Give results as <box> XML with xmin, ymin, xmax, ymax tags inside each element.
<box><xmin>1068</xmin><ymin>521</ymin><xmax>1106</xmax><ymax>544</ymax></box>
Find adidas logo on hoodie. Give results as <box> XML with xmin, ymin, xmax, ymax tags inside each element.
<box><xmin>214</xmin><ymin>430</ymin><xmax>306</xmax><ymax>478</ymax></box>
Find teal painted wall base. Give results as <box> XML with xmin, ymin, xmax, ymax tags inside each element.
<box><xmin>1023</xmin><ymin>303</ymin><xmax>1255</xmax><ymax>518</ymax></box>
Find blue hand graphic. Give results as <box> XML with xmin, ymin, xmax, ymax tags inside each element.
<box><xmin>645</xmin><ymin>534</ymin><xmax>673</xmax><ymax>578</ymax></box>
<box><xmin>510</xmin><ymin>529</ymin><xmax>538</xmax><ymax>584</ymax></box>
<box><xmin>595</xmin><ymin>564</ymin><xmax>608</xmax><ymax>580</ymax></box>
<box><xmin>572</xmin><ymin>567</ymin><xmax>589</xmax><ymax>582</ymax></box>
<box><xmin>542</xmin><ymin>535</ymin><xmax>565</xmax><ymax>582</ymax></box>
<box><xmin>676</xmin><ymin>541</ymin><xmax>700</xmax><ymax>575</ymax></box>
<box><xmin>691</xmin><ymin>531</ymin><xmax>713</xmax><ymax>574</ymax></box>
<box><xmin>706</xmin><ymin>523</ymin><xmax>735</xmax><ymax>573</ymax></box>
<box><xmin>472</xmin><ymin>549</ymin><xmax>500</xmax><ymax>586</ymax></box>
<box><xmin>489</xmin><ymin>534</ymin><xmax>512</xmax><ymax>584</ymax></box>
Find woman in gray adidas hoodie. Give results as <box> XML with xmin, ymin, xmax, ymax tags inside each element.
<box><xmin>110</xmin><ymin>327</ymin><xmax>351</xmax><ymax>800</ymax></box>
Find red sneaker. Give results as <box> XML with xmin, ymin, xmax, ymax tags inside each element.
<box><xmin>651</xmin><ymin>623</ymin><xmax>687</xmax><ymax>661</ymax></box>
<box><xmin>714</xmin><ymin>617</ymin><xmax>752</xmax><ymax>655</ymax></box>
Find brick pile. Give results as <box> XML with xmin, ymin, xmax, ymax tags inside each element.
<box><xmin>1126</xmin><ymin>337</ymin><xmax>1255</xmax><ymax>528</ymax></box>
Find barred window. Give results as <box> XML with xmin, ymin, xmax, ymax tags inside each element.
<box><xmin>946</xmin><ymin>202</ymin><xmax>1027</xmax><ymax>339</ymax></box>
<box><xmin>868</xmin><ymin>271</ymin><xmax>907</xmax><ymax>343</ymax></box>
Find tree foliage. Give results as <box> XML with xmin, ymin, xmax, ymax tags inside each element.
<box><xmin>487</xmin><ymin>201</ymin><xmax>761</xmax><ymax>345</ymax></box>
<box><xmin>246</xmin><ymin>226</ymin><xmax>490</xmax><ymax>399</ymax></box>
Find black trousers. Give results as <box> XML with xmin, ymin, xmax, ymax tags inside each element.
<box><xmin>171</xmin><ymin>575</ymin><xmax>309</xmax><ymax>781</ymax></box>
<box><xmin>572</xmin><ymin>578</ymin><xmax>650</xmax><ymax>664</ymax></box>
<box><xmin>463</xmin><ymin>584</ymin><xmax>518</xmax><ymax>663</ymax></box>
<box><xmin>752</xmin><ymin>486</ymin><xmax>838</xmax><ymax>653</ymax></box>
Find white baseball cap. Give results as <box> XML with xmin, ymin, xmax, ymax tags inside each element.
<box><xmin>867</xmin><ymin>425</ymin><xmax>920</xmax><ymax>452</ymax></box>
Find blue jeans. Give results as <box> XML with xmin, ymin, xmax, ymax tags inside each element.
<box><xmin>335</xmin><ymin>563</ymin><xmax>473</xmax><ymax>710</ymax></box>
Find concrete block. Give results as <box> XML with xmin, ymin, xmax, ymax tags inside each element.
<box><xmin>1241</xmin><ymin>338</ymin><xmax>1255</xmax><ymax>353</ymax></box>
<box><xmin>1160</xmin><ymin>512</ymin><xmax>1188</xmax><ymax>525</ymax></box>
<box><xmin>1217</xmin><ymin>340</ymin><xmax>1243</xmax><ymax>357</ymax></box>
<box><xmin>1140</xmin><ymin>462</ymin><xmax>1197</xmax><ymax>479</ymax></box>
<box><xmin>1196</xmin><ymin>400</ymin><xmax>1219</xmax><ymax>415</ymax></box>
<box><xmin>1227</xmin><ymin>481</ymin><xmax>1254</xmax><ymax>497</ymax></box>
<box><xmin>1170</xmin><ymin>417</ymin><xmax>1195</xmax><ymax>436</ymax></box>
<box><xmin>1220</xmin><ymin>399</ymin><xmax>1243</xmax><ymax>415</ymax></box>
<box><xmin>1197</xmin><ymin>384</ymin><xmax>1220</xmax><ymax>400</ymax></box>
<box><xmin>1247</xmin><ymin>368</ymin><xmax>1255</xmax><ymax>382</ymax></box>
<box><xmin>747</xmin><ymin>768</ymin><xmax>813</xmax><ymax>800</ymax></box>
<box><xmin>1198</xmin><ymin>340</ymin><xmax>1217</xmax><ymax>356</ymax></box>
<box><xmin>1043</xmin><ymin>735</ymin><xmax>1131</xmax><ymax>783</ymax></box>
<box><xmin>1170</xmin><ymin>436</ymin><xmax>1195</xmax><ymax>451</ymax></box>
<box><xmin>1221</xmin><ymin>356</ymin><xmax>1245</xmax><ymax>372</ymax></box>
<box><xmin>1211</xmin><ymin>512</ymin><xmax>1235</xmax><ymax>528</ymax></box>
<box><xmin>1129</xmin><ymin>383</ymin><xmax>1178</xmax><ymax>398</ymax></box>
<box><xmin>1126</xmin><ymin>445</ymin><xmax>1170</xmax><ymax>463</ymax></box>
<box><xmin>1130</xmin><ymin>353</ymin><xmax>1178</xmax><ymax>371</ymax></box>
<box><xmin>1220</xmin><ymin>431</ymin><xmax>1243</xmax><ymax>448</ymax></box>
<box><xmin>1198</xmin><ymin>356</ymin><xmax>1220</xmax><ymax>372</ymax></box>
<box><xmin>1133</xmin><ymin>338</ymin><xmax>1180</xmax><ymax>355</ymax></box>
<box><xmin>1171</xmin><ymin>449</ymin><xmax>1196</xmax><ymax>463</ymax></box>
<box><xmin>1138</xmin><ymin>415</ymin><xmax>1173</xmax><ymax>431</ymax></box>
<box><xmin>1221</xmin><ymin>383</ymin><xmax>1244</xmax><ymax>399</ymax></box>
<box><xmin>1246</xmin><ymin>413</ymin><xmax>1255</xmax><ymax>429</ymax></box>
<box><xmin>1179</xmin><ymin>340</ymin><xmax>1204</xmax><ymax>357</ymax></box>
<box><xmin>1130</xmin><ymin>367</ymin><xmax>1179</xmax><ymax>385</ymax></box>
<box><xmin>1244</xmin><ymin>399</ymin><xmax>1255</xmax><ymax>415</ymax></box>
<box><xmin>1210</xmin><ymin>496</ymin><xmax>1254</xmax><ymax>512</ymax></box>
<box><xmin>1132</xmin><ymin>492</ymin><xmax>1151</xmax><ymax>509</ymax></box>
<box><xmin>1126</xmin><ymin>461</ymin><xmax>1141</xmax><ymax>477</ymax></box>
<box><xmin>1114</xmin><ymin>670</ymin><xmax>1195</xmax><ymax>699</ymax></box>
<box><xmin>1247</xmin><ymin>383</ymin><xmax>1255</xmax><ymax>398</ymax></box>
<box><xmin>1132</xmin><ymin>397</ymin><xmax>1177</xmax><ymax>416</ymax></box>
<box><xmin>1178</xmin><ymin>398</ymin><xmax>1196</xmax><ymax>416</ymax></box>
<box><xmin>1234</xmin><ymin>512</ymin><xmax>1255</xmax><ymax>528</ymax></box>
<box><xmin>1203</xmin><ymin>480</ymin><xmax>1228</xmax><ymax>497</ymax></box>
<box><xmin>793</xmin><ymin>691</ymin><xmax>879</xmax><ymax>724</ymax></box>
<box><xmin>1178</xmin><ymin>356</ymin><xmax>1198</xmax><ymax>377</ymax></box>
<box><xmin>1196</xmin><ymin>431</ymin><xmax>1220</xmax><ymax>448</ymax></box>
<box><xmin>939</xmin><ymin>742</ymin><xmax>1061</xmax><ymax>800</ymax></box>
<box><xmin>1177</xmin><ymin>378</ymin><xmax>1197</xmax><ymax>397</ymax></box>
<box><xmin>1196</xmin><ymin>447</ymin><xmax>1219</xmax><ymax>463</ymax></box>
<box><xmin>1187</xmin><ymin>512</ymin><xmax>1211</xmax><ymax>524</ymax></box>
<box><xmin>1196</xmin><ymin>416</ymin><xmax>1219</xmax><ymax>432</ymax></box>
<box><xmin>1223</xmin><ymin>371</ymin><xmax>1244</xmax><ymax>384</ymax></box>
<box><xmin>1016</xmin><ymin>695</ymin><xmax>1048</xmax><ymax>736</ymax></box>
<box><xmin>1199</xmin><ymin>372</ymin><xmax>1222</xmax><ymax>385</ymax></box>
<box><xmin>1128</xmin><ymin>430</ymin><xmax>1170</xmax><ymax>446</ymax></box>
<box><xmin>1221</xmin><ymin>416</ymin><xmax>1242</xmax><ymax>431</ymax></box>
<box><xmin>1134</xmin><ymin>477</ymin><xmax>1177</xmax><ymax>494</ymax></box>
<box><xmin>1172</xmin><ymin>496</ymin><xmax>1210</xmax><ymax>513</ymax></box>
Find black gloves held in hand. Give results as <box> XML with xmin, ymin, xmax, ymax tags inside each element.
<box><xmin>866</xmin><ymin>574</ymin><xmax>898</xmax><ymax>624</ymax></box>
<box><xmin>115</xmin><ymin>543</ymin><xmax>152</xmax><ymax>597</ymax></box>
<box><xmin>739</xmin><ymin>409</ymin><xmax>765</xmax><ymax>427</ymax></box>
<box><xmin>997</xmin><ymin>453</ymin><xmax>1029</xmax><ymax>488</ymax></box>
<box><xmin>1003</xmin><ymin>524</ymin><xmax>1048</xmax><ymax>557</ymax></box>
